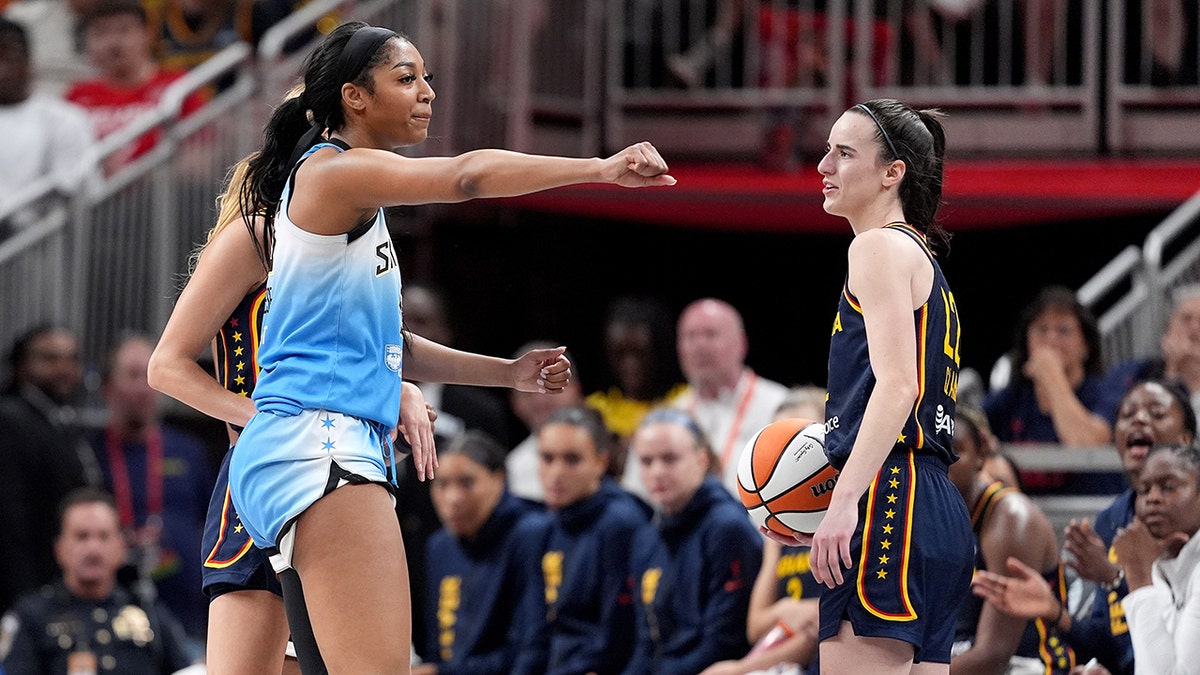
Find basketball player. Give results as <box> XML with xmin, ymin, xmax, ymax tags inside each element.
<box><xmin>765</xmin><ymin>99</ymin><xmax>973</xmax><ymax>674</ymax></box>
<box><xmin>149</xmin><ymin>151</ymin><xmax>437</xmax><ymax>674</ymax></box>
<box><xmin>948</xmin><ymin>407</ymin><xmax>1073</xmax><ymax>673</ymax></box>
<box><xmin>517</xmin><ymin>405</ymin><xmax>650</xmax><ymax>674</ymax></box>
<box><xmin>623</xmin><ymin>407</ymin><xmax>762</xmax><ymax>674</ymax></box>
<box><xmin>213</xmin><ymin>21</ymin><xmax>672</xmax><ymax>674</ymax></box>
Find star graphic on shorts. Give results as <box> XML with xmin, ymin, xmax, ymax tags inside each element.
<box><xmin>322</xmin><ymin>438</ymin><xmax>335</xmax><ymax>451</ymax></box>
<box><xmin>878</xmin><ymin>555</ymin><xmax>890</xmax><ymax>565</ymax></box>
<box><xmin>321</xmin><ymin>415</ymin><xmax>335</xmax><ymax>429</ymax></box>
<box><xmin>876</xmin><ymin>569</ymin><xmax>888</xmax><ymax>579</ymax></box>
<box><xmin>884</xmin><ymin>509</ymin><xmax>896</xmax><ymax>519</ymax></box>
<box><xmin>882</xmin><ymin>524</ymin><xmax>893</xmax><ymax>534</ymax></box>
<box><xmin>897</xmin><ymin>433</ymin><xmax>906</xmax><ymax>443</ymax></box>
<box><xmin>890</xmin><ymin>467</ymin><xmax>901</xmax><ymax>474</ymax></box>
<box><xmin>234</xmin><ymin>346</ymin><xmax>244</xmax><ymax>357</ymax></box>
<box><xmin>888</xmin><ymin>478</ymin><xmax>900</xmax><ymax>489</ymax></box>
<box><xmin>234</xmin><ymin>524</ymin><xmax>243</xmax><ymax>534</ymax></box>
<box><xmin>234</xmin><ymin>375</ymin><xmax>245</xmax><ymax>386</ymax></box>
<box><xmin>232</xmin><ymin>331</ymin><xmax>243</xmax><ymax>342</ymax></box>
<box><xmin>886</xmin><ymin>494</ymin><xmax>898</xmax><ymax>504</ymax></box>
<box><xmin>880</xmin><ymin>539</ymin><xmax>891</xmax><ymax>550</ymax></box>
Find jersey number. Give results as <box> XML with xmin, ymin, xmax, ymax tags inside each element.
<box><xmin>941</xmin><ymin>288</ymin><xmax>961</xmax><ymax>365</ymax></box>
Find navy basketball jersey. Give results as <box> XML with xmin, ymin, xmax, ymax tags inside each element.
<box><xmin>825</xmin><ymin>223</ymin><xmax>961</xmax><ymax>469</ymax></box>
<box><xmin>215</xmin><ymin>282</ymin><xmax>267</xmax><ymax>401</ymax></box>
<box><xmin>775</xmin><ymin>545</ymin><xmax>820</xmax><ymax>603</ymax></box>
<box><xmin>955</xmin><ymin>482</ymin><xmax>1075</xmax><ymax>673</ymax></box>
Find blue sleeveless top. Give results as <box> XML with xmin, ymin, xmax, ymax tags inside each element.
<box><xmin>252</xmin><ymin>142</ymin><xmax>404</xmax><ymax>428</ymax></box>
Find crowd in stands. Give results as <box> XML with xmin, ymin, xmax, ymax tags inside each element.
<box><xmin>0</xmin><ymin>0</ymin><xmax>308</xmax><ymax>235</ymax></box>
<box><xmin>1</xmin><ymin>0</ymin><xmax>1199</xmax><ymax>672</ymax></box>
<box><xmin>3</xmin><ymin>283</ymin><xmax>1200</xmax><ymax>673</ymax></box>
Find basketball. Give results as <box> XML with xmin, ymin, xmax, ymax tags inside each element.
<box><xmin>737</xmin><ymin>418</ymin><xmax>840</xmax><ymax>537</ymax></box>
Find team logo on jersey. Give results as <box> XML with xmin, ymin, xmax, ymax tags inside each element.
<box><xmin>375</xmin><ymin>241</ymin><xmax>398</xmax><ymax>277</ymax></box>
<box><xmin>385</xmin><ymin>344</ymin><xmax>402</xmax><ymax>373</ymax></box>
<box><xmin>934</xmin><ymin>404</ymin><xmax>954</xmax><ymax>436</ymax></box>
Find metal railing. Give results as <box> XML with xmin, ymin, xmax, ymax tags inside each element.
<box><xmin>3</xmin><ymin>0</ymin><xmax>1199</xmax><ymax>380</ymax></box>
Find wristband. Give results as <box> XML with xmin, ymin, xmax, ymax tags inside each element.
<box><xmin>1100</xmin><ymin>566</ymin><xmax>1125</xmax><ymax>592</ymax></box>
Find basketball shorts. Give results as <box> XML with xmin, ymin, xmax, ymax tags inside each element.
<box><xmin>818</xmin><ymin>450</ymin><xmax>973</xmax><ymax>663</ymax></box>
<box><xmin>230</xmin><ymin>408</ymin><xmax>395</xmax><ymax>572</ymax></box>
<box><xmin>200</xmin><ymin>447</ymin><xmax>283</xmax><ymax>599</ymax></box>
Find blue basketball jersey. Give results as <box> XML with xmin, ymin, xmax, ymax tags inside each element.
<box><xmin>825</xmin><ymin>223</ymin><xmax>961</xmax><ymax>469</ymax></box>
<box><xmin>252</xmin><ymin>142</ymin><xmax>404</xmax><ymax>429</ymax></box>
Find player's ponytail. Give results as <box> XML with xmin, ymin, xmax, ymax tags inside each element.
<box><xmin>238</xmin><ymin>22</ymin><xmax>401</xmax><ymax>268</ymax></box>
<box><xmin>853</xmin><ymin>99</ymin><xmax>950</xmax><ymax>254</ymax></box>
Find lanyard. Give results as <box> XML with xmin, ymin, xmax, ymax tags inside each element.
<box><xmin>692</xmin><ymin>370</ymin><xmax>759</xmax><ymax>469</ymax></box>
<box><xmin>104</xmin><ymin>426</ymin><xmax>163</xmax><ymax>529</ymax></box>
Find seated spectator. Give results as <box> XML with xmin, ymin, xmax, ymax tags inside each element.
<box><xmin>1105</xmin><ymin>283</ymin><xmax>1200</xmax><ymax>421</ymax></box>
<box><xmin>415</xmin><ymin>431</ymin><xmax>544</xmax><ymax>674</ymax></box>
<box><xmin>0</xmin><ymin>325</ymin><xmax>101</xmax><ymax>615</ymax></box>
<box><xmin>959</xmin><ymin>405</ymin><xmax>1021</xmax><ymax>490</ymax></box>
<box><xmin>3</xmin><ymin>0</ymin><xmax>96</xmax><ymax>96</ymax></box>
<box><xmin>143</xmin><ymin>0</ymin><xmax>292</xmax><ymax>73</ymax></box>
<box><xmin>633</xmin><ymin>297</ymin><xmax>786</xmax><ymax>499</ymax></box>
<box><xmin>399</xmin><ymin>281</ymin><xmax>517</xmax><ymax>648</ymax></box>
<box><xmin>505</xmin><ymin>341</ymin><xmax>585</xmax><ymax>503</ymax></box>
<box><xmin>984</xmin><ymin>286</ymin><xmax>1122</xmax><ymax>494</ymax></box>
<box><xmin>1113</xmin><ymin>443</ymin><xmax>1200</xmax><ymax>673</ymax></box>
<box><xmin>89</xmin><ymin>333</ymin><xmax>214</xmax><ymax>643</ymax></box>
<box><xmin>700</xmin><ymin>387</ymin><xmax>826</xmax><ymax>675</ymax></box>
<box><xmin>586</xmin><ymin>296</ymin><xmax>686</xmax><ymax>456</ymax></box>
<box><xmin>971</xmin><ymin>379</ymin><xmax>1197</xmax><ymax>674</ymax></box>
<box><xmin>0</xmin><ymin>17</ymin><xmax>96</xmax><ymax>234</ymax></box>
<box><xmin>515</xmin><ymin>406</ymin><xmax>649</xmax><ymax>675</ymax></box>
<box><xmin>65</xmin><ymin>0</ymin><xmax>206</xmax><ymax>173</ymax></box>
<box><xmin>0</xmin><ymin>487</ymin><xmax>193</xmax><ymax>674</ymax></box>
<box><xmin>624</xmin><ymin>408</ymin><xmax>762</xmax><ymax>674</ymax></box>
<box><xmin>949</xmin><ymin>405</ymin><xmax>1073</xmax><ymax>674</ymax></box>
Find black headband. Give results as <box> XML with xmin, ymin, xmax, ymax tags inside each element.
<box><xmin>337</xmin><ymin>26</ymin><xmax>397</xmax><ymax>85</ymax></box>
<box><xmin>854</xmin><ymin>103</ymin><xmax>898</xmax><ymax>158</ymax></box>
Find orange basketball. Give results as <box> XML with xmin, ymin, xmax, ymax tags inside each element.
<box><xmin>737</xmin><ymin>418</ymin><xmax>840</xmax><ymax>537</ymax></box>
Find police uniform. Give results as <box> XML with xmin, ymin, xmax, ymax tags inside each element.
<box><xmin>0</xmin><ymin>582</ymin><xmax>191</xmax><ymax>674</ymax></box>
<box><xmin>230</xmin><ymin>140</ymin><xmax>404</xmax><ymax>570</ymax></box>
<box><xmin>821</xmin><ymin>222</ymin><xmax>974</xmax><ymax>663</ymax></box>
<box><xmin>953</xmin><ymin>481</ymin><xmax>1075</xmax><ymax>673</ymax></box>
<box><xmin>623</xmin><ymin>477</ymin><xmax>762</xmax><ymax>675</ymax></box>
<box><xmin>199</xmin><ymin>281</ymin><xmax>283</xmax><ymax>599</ymax></box>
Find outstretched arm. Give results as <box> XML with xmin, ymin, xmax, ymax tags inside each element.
<box><xmin>294</xmin><ymin>142</ymin><xmax>675</xmax><ymax>235</ymax></box>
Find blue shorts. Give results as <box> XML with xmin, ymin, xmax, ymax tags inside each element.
<box><xmin>230</xmin><ymin>408</ymin><xmax>394</xmax><ymax>568</ymax></box>
<box><xmin>818</xmin><ymin>450</ymin><xmax>973</xmax><ymax>664</ymax></box>
<box><xmin>200</xmin><ymin>447</ymin><xmax>282</xmax><ymax>599</ymax></box>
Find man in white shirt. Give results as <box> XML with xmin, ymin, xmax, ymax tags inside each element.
<box><xmin>0</xmin><ymin>17</ymin><xmax>96</xmax><ymax>234</ymax></box>
<box><xmin>625</xmin><ymin>297</ymin><xmax>787</xmax><ymax>498</ymax></box>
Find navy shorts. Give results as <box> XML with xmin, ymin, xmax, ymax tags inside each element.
<box><xmin>200</xmin><ymin>448</ymin><xmax>283</xmax><ymax>599</ymax></box>
<box><xmin>818</xmin><ymin>450</ymin><xmax>973</xmax><ymax>664</ymax></box>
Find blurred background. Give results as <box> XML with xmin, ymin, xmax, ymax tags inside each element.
<box><xmin>2</xmin><ymin>0</ymin><xmax>1198</xmax><ymax>410</ymax></box>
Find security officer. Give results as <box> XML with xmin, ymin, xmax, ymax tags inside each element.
<box><xmin>0</xmin><ymin>488</ymin><xmax>192</xmax><ymax>674</ymax></box>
